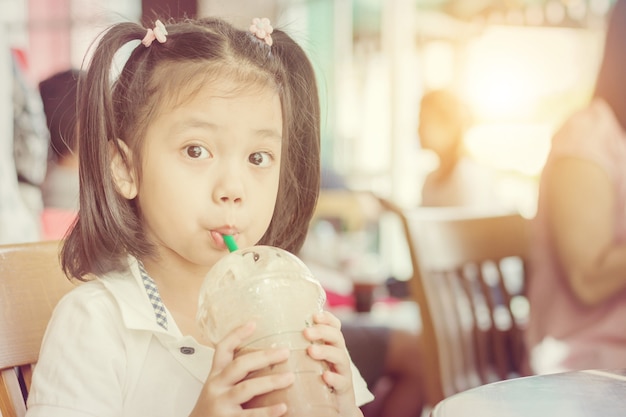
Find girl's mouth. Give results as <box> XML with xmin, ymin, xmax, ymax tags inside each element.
<box><xmin>210</xmin><ymin>230</ymin><xmax>238</xmax><ymax>250</ymax></box>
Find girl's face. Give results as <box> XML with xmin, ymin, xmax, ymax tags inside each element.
<box><xmin>123</xmin><ymin>79</ymin><xmax>282</xmax><ymax>270</ymax></box>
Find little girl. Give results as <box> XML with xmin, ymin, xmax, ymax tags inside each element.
<box><xmin>26</xmin><ymin>16</ymin><xmax>372</xmax><ymax>417</ymax></box>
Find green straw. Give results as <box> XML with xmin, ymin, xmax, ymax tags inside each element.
<box><xmin>223</xmin><ymin>235</ymin><xmax>238</xmax><ymax>252</ymax></box>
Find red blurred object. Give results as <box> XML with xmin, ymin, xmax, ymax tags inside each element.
<box><xmin>10</xmin><ymin>48</ymin><xmax>29</xmax><ymax>71</ymax></box>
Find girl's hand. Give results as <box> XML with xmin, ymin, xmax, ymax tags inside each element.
<box><xmin>189</xmin><ymin>322</ymin><xmax>295</xmax><ymax>417</ymax></box>
<box><xmin>303</xmin><ymin>311</ymin><xmax>364</xmax><ymax>417</ymax></box>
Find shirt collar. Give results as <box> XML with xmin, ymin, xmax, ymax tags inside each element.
<box><xmin>137</xmin><ymin>260</ymin><xmax>169</xmax><ymax>330</ymax></box>
<box><xmin>98</xmin><ymin>256</ymin><xmax>178</xmax><ymax>336</ymax></box>
<box><xmin>98</xmin><ymin>257</ymin><xmax>215</xmax><ymax>383</ymax></box>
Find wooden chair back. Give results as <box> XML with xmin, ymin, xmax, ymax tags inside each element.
<box><xmin>0</xmin><ymin>240</ymin><xmax>76</xmax><ymax>417</ymax></box>
<box><xmin>378</xmin><ymin>202</ymin><xmax>531</xmax><ymax>406</ymax></box>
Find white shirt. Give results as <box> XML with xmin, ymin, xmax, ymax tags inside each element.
<box><xmin>27</xmin><ymin>256</ymin><xmax>373</xmax><ymax>416</ymax></box>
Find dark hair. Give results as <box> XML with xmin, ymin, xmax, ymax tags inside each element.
<box><xmin>593</xmin><ymin>0</ymin><xmax>626</xmax><ymax>129</ymax></box>
<box><xmin>62</xmin><ymin>17</ymin><xmax>321</xmax><ymax>280</ymax></box>
<box><xmin>39</xmin><ymin>69</ymin><xmax>82</xmax><ymax>159</ymax></box>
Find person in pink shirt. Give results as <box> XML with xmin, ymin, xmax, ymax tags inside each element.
<box><xmin>525</xmin><ymin>0</ymin><xmax>626</xmax><ymax>374</ymax></box>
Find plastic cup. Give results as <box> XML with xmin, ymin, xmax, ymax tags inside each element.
<box><xmin>197</xmin><ymin>245</ymin><xmax>339</xmax><ymax>417</ymax></box>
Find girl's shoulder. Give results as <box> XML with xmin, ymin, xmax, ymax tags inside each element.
<box><xmin>53</xmin><ymin>262</ymin><xmax>170</xmax><ymax>335</ymax></box>
<box><xmin>53</xmin><ymin>267</ymin><xmax>137</xmax><ymax>320</ymax></box>
<box><xmin>53</xmin><ymin>277</ymin><xmax>121</xmax><ymax>323</ymax></box>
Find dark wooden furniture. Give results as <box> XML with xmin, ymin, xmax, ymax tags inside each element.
<box><xmin>379</xmin><ymin>202</ymin><xmax>531</xmax><ymax>407</ymax></box>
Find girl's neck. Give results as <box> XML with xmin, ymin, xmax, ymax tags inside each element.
<box><xmin>141</xmin><ymin>256</ymin><xmax>208</xmax><ymax>286</ymax></box>
<box><xmin>140</xmin><ymin>255</ymin><xmax>212</xmax><ymax>343</ymax></box>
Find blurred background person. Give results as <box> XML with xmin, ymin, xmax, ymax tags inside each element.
<box><xmin>39</xmin><ymin>69</ymin><xmax>81</xmax><ymax>240</ymax></box>
<box><xmin>418</xmin><ymin>88</ymin><xmax>500</xmax><ymax>209</ymax></box>
<box><xmin>525</xmin><ymin>0</ymin><xmax>626</xmax><ymax>375</ymax></box>
<box><xmin>0</xmin><ymin>26</ymin><xmax>48</xmax><ymax>244</ymax></box>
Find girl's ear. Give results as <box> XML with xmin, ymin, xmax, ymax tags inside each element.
<box><xmin>110</xmin><ymin>139</ymin><xmax>138</xmax><ymax>199</ymax></box>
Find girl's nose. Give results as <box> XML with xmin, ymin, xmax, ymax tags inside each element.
<box><xmin>213</xmin><ymin>175</ymin><xmax>244</xmax><ymax>205</ymax></box>
<box><xmin>219</xmin><ymin>194</ymin><xmax>242</xmax><ymax>204</ymax></box>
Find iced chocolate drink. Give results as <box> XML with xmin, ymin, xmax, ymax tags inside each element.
<box><xmin>197</xmin><ymin>245</ymin><xmax>339</xmax><ymax>417</ymax></box>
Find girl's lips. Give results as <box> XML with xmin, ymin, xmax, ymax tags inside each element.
<box><xmin>210</xmin><ymin>230</ymin><xmax>237</xmax><ymax>250</ymax></box>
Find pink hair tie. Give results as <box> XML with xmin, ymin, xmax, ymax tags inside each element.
<box><xmin>250</xmin><ymin>17</ymin><xmax>273</xmax><ymax>46</ymax></box>
<box><xmin>141</xmin><ymin>20</ymin><xmax>168</xmax><ymax>47</ymax></box>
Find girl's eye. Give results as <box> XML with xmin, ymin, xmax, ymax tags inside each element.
<box><xmin>185</xmin><ymin>145</ymin><xmax>211</xmax><ymax>159</ymax></box>
<box><xmin>249</xmin><ymin>151</ymin><xmax>273</xmax><ymax>167</ymax></box>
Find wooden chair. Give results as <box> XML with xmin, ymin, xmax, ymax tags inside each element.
<box><xmin>378</xmin><ymin>201</ymin><xmax>531</xmax><ymax>407</ymax></box>
<box><xmin>0</xmin><ymin>240</ymin><xmax>76</xmax><ymax>417</ymax></box>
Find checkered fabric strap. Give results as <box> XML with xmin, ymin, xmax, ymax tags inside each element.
<box><xmin>138</xmin><ymin>261</ymin><xmax>168</xmax><ymax>330</ymax></box>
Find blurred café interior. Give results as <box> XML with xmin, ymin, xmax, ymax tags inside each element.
<box><xmin>4</xmin><ymin>0</ymin><xmax>613</xmax><ymax>208</ymax></box>
<box><xmin>1</xmin><ymin>0</ymin><xmax>623</xmax><ymax>415</ymax></box>
<box><xmin>6</xmin><ymin>0</ymin><xmax>613</xmax><ymax>269</ymax></box>
<box><xmin>2</xmin><ymin>0</ymin><xmax>615</xmax><ymax>264</ymax></box>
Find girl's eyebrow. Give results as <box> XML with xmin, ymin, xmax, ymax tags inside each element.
<box><xmin>169</xmin><ymin>118</ymin><xmax>217</xmax><ymax>134</ymax></box>
<box><xmin>256</xmin><ymin>129</ymin><xmax>283</xmax><ymax>142</ymax></box>
<box><xmin>170</xmin><ymin>118</ymin><xmax>282</xmax><ymax>141</ymax></box>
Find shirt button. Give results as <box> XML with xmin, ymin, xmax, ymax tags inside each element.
<box><xmin>180</xmin><ymin>346</ymin><xmax>195</xmax><ymax>355</ymax></box>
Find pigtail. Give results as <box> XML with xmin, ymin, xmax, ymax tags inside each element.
<box><xmin>258</xmin><ymin>29</ymin><xmax>321</xmax><ymax>254</ymax></box>
<box><xmin>62</xmin><ymin>23</ymin><xmax>151</xmax><ymax>280</ymax></box>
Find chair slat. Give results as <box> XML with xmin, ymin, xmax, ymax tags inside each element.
<box><xmin>0</xmin><ymin>368</ymin><xmax>23</xmax><ymax>417</ymax></box>
<box><xmin>377</xmin><ymin>203</ymin><xmax>530</xmax><ymax>407</ymax></box>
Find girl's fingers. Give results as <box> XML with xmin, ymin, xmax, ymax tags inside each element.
<box><xmin>307</xmin><ymin>343</ymin><xmax>351</xmax><ymax>374</ymax></box>
<box><xmin>197</xmin><ymin>354</ymin><xmax>294</xmax><ymax>417</ymax></box>
<box><xmin>303</xmin><ymin>318</ymin><xmax>345</xmax><ymax>348</ymax></box>
<box><xmin>312</xmin><ymin>310</ymin><xmax>342</xmax><ymax>328</ymax></box>
<box><xmin>320</xmin><ymin>367</ymin><xmax>353</xmax><ymax>395</ymax></box>
<box><xmin>205</xmin><ymin>339</ymin><xmax>295</xmax><ymax>413</ymax></box>
<box><xmin>220</xmin><ymin>346</ymin><xmax>293</xmax><ymax>387</ymax></box>
<box><xmin>306</xmin><ymin>343</ymin><xmax>354</xmax><ymax>396</ymax></box>
<box><xmin>212</xmin><ymin>322</ymin><xmax>294</xmax><ymax>387</ymax></box>
<box><xmin>303</xmin><ymin>314</ymin><xmax>355</xmax><ymax>396</ymax></box>
<box><xmin>233</xmin><ymin>371</ymin><xmax>295</xmax><ymax>406</ymax></box>
<box><xmin>211</xmin><ymin>321</ymin><xmax>257</xmax><ymax>372</ymax></box>
<box><xmin>255</xmin><ymin>403</ymin><xmax>289</xmax><ymax>417</ymax></box>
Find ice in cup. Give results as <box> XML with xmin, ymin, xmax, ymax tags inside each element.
<box><xmin>197</xmin><ymin>245</ymin><xmax>339</xmax><ymax>417</ymax></box>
